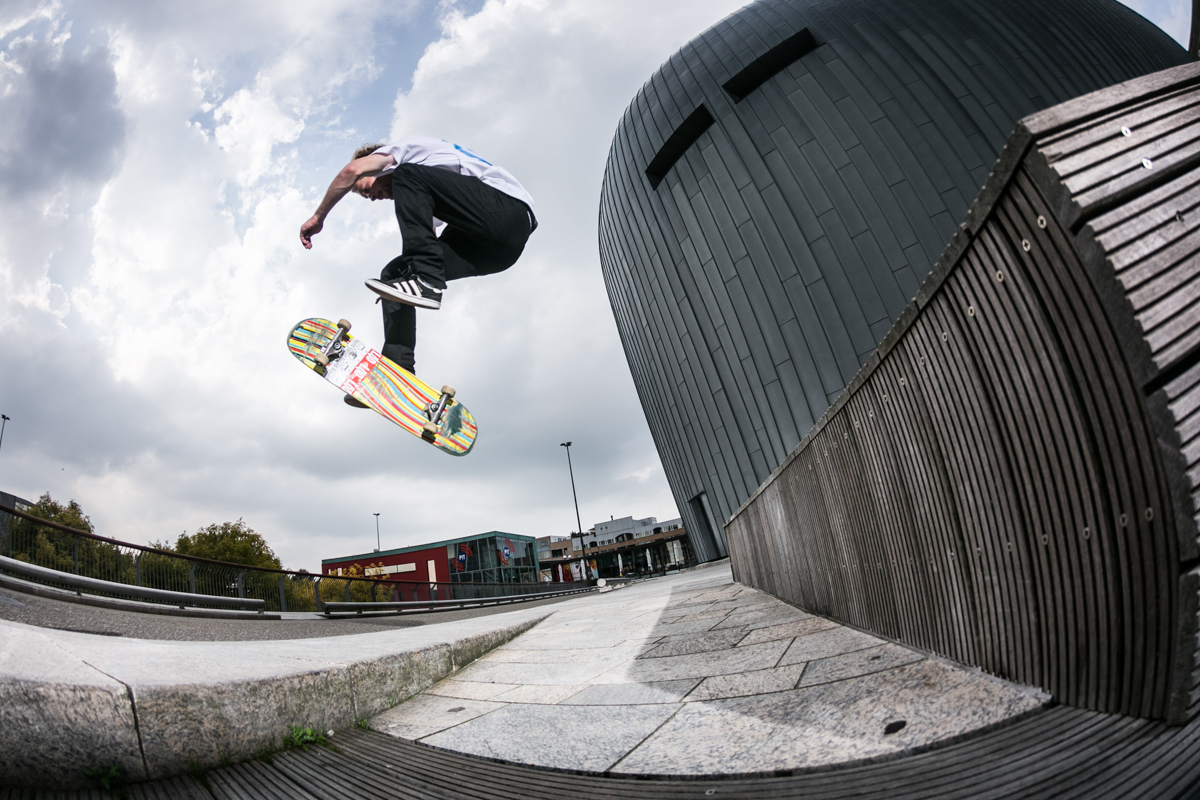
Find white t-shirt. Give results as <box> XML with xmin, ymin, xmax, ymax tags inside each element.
<box><xmin>373</xmin><ymin>136</ymin><xmax>537</xmax><ymax>223</ymax></box>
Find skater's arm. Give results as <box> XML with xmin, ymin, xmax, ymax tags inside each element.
<box><xmin>300</xmin><ymin>153</ymin><xmax>395</xmax><ymax>249</ymax></box>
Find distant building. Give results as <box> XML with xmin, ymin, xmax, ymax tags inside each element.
<box><xmin>323</xmin><ymin>532</ymin><xmax>540</xmax><ymax>586</ymax></box>
<box><xmin>0</xmin><ymin>491</ymin><xmax>32</xmax><ymax>511</ymax></box>
<box><xmin>540</xmin><ymin>515</ymin><xmax>694</xmax><ymax>581</ymax></box>
<box><xmin>573</xmin><ymin>516</ymin><xmax>684</xmax><ymax>550</ymax></box>
<box><xmin>535</xmin><ymin>534</ymin><xmax>572</xmax><ymax>561</ymax></box>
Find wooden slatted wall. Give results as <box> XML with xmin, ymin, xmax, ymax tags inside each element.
<box><xmin>727</xmin><ymin>63</ymin><xmax>1200</xmax><ymax>722</ymax></box>
<box><xmin>597</xmin><ymin>0</ymin><xmax>1190</xmax><ymax>563</ymax></box>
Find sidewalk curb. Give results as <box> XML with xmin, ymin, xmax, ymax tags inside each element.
<box><xmin>0</xmin><ymin>610</ymin><xmax>548</xmax><ymax>788</ymax></box>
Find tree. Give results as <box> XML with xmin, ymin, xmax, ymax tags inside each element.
<box><xmin>169</xmin><ymin>519</ymin><xmax>282</xmax><ymax>570</ymax></box>
<box><xmin>12</xmin><ymin>494</ymin><xmax>130</xmax><ymax>580</ymax></box>
<box><xmin>26</xmin><ymin>493</ymin><xmax>94</xmax><ymax>533</ymax></box>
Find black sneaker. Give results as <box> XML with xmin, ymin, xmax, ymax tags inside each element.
<box><xmin>344</xmin><ymin>394</ymin><xmax>369</xmax><ymax>409</ymax></box>
<box><xmin>365</xmin><ymin>276</ymin><xmax>442</xmax><ymax>309</ymax></box>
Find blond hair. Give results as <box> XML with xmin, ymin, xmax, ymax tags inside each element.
<box><xmin>354</xmin><ymin>142</ymin><xmax>386</xmax><ymax>161</ymax></box>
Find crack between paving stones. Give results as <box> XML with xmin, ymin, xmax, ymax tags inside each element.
<box><xmin>603</xmin><ymin>704</ymin><xmax>686</xmax><ymax>774</ymax></box>
<box><xmin>794</xmin><ymin>659</ymin><xmax>810</xmax><ymax>690</ymax></box>
<box><xmin>773</xmin><ymin>636</ymin><xmax>796</xmax><ymax>669</ymax></box>
<box><xmin>414</xmin><ymin>702</ymin><xmax>507</xmax><ymax>743</ymax></box>
<box><xmin>74</xmin><ymin>652</ymin><xmax>151</xmax><ymax>781</ymax></box>
<box><xmin>37</xmin><ymin>637</ymin><xmax>150</xmax><ymax>778</ymax></box>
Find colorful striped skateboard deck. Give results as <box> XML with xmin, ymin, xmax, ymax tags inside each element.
<box><xmin>287</xmin><ymin>318</ymin><xmax>477</xmax><ymax>456</ymax></box>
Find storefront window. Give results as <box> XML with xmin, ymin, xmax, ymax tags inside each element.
<box><xmin>447</xmin><ymin>535</ymin><xmax>538</xmax><ymax>585</ymax></box>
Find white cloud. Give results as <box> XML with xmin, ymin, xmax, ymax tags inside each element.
<box><xmin>214</xmin><ymin>82</ymin><xmax>305</xmax><ymax>187</ymax></box>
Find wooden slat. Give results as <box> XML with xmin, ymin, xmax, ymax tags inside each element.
<box><xmin>12</xmin><ymin>705</ymin><xmax>1200</xmax><ymax>798</ymax></box>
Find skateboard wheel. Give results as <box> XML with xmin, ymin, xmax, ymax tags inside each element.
<box><xmin>422</xmin><ymin>421</ymin><xmax>439</xmax><ymax>437</ymax></box>
<box><xmin>441</xmin><ymin>385</ymin><xmax>456</xmax><ymax>398</ymax></box>
<box><xmin>314</xmin><ymin>352</ymin><xmax>330</xmax><ymax>367</ymax></box>
<box><xmin>337</xmin><ymin>318</ymin><xmax>352</xmax><ymax>333</ymax></box>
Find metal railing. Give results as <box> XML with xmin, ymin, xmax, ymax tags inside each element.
<box><xmin>0</xmin><ymin>555</ymin><xmax>267</xmax><ymax>612</ymax></box>
<box><xmin>0</xmin><ymin>503</ymin><xmax>585</xmax><ymax>614</ymax></box>
<box><xmin>321</xmin><ymin>583</ymin><xmax>595</xmax><ymax>615</ymax></box>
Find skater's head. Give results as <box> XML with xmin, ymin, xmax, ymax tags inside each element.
<box><xmin>353</xmin><ymin>143</ymin><xmax>385</xmax><ymax>160</ymax></box>
<box><xmin>352</xmin><ymin>173</ymin><xmax>393</xmax><ymax>201</ymax></box>
<box><xmin>349</xmin><ymin>143</ymin><xmax>393</xmax><ymax>201</ymax></box>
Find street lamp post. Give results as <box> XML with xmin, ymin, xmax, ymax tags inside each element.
<box><xmin>0</xmin><ymin>415</ymin><xmax>9</xmax><ymax>457</ymax></box>
<box><xmin>560</xmin><ymin>441</ymin><xmax>586</xmax><ymax>583</ymax></box>
<box><xmin>374</xmin><ymin>513</ymin><xmax>381</xmax><ymax>553</ymax></box>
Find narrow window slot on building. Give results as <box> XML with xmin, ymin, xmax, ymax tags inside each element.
<box><xmin>723</xmin><ymin>28</ymin><xmax>818</xmax><ymax>102</ymax></box>
<box><xmin>687</xmin><ymin>491</ymin><xmax>721</xmax><ymax>558</ymax></box>
<box><xmin>644</xmin><ymin>104</ymin><xmax>716</xmax><ymax>189</ymax></box>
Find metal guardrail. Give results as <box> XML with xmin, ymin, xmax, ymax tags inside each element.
<box><xmin>322</xmin><ymin>584</ymin><xmax>595</xmax><ymax>615</ymax></box>
<box><xmin>0</xmin><ymin>555</ymin><xmax>266</xmax><ymax>611</ymax></box>
<box><xmin>0</xmin><ymin>502</ymin><xmax>586</xmax><ymax>614</ymax></box>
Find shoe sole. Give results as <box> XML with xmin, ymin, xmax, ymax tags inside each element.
<box><xmin>365</xmin><ymin>279</ymin><xmax>442</xmax><ymax>310</ymax></box>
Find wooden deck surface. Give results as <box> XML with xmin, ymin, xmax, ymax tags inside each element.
<box><xmin>4</xmin><ymin>707</ymin><xmax>1200</xmax><ymax>799</ymax></box>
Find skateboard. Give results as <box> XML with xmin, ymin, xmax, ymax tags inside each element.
<box><xmin>287</xmin><ymin>318</ymin><xmax>477</xmax><ymax>456</ymax></box>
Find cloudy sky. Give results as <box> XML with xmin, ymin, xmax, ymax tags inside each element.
<box><xmin>0</xmin><ymin>0</ymin><xmax>1188</xmax><ymax>570</ymax></box>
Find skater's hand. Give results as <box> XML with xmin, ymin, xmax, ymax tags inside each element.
<box><xmin>300</xmin><ymin>215</ymin><xmax>323</xmax><ymax>249</ymax></box>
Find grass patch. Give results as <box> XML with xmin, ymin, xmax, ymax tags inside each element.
<box><xmin>284</xmin><ymin>725</ymin><xmax>340</xmax><ymax>753</ymax></box>
<box><xmin>84</xmin><ymin>764</ymin><xmax>127</xmax><ymax>799</ymax></box>
<box><xmin>186</xmin><ymin>758</ymin><xmax>212</xmax><ymax>793</ymax></box>
<box><xmin>254</xmin><ymin>739</ymin><xmax>276</xmax><ymax>765</ymax></box>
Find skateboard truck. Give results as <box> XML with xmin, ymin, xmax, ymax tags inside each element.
<box><xmin>312</xmin><ymin>319</ymin><xmax>352</xmax><ymax>369</ymax></box>
<box><xmin>422</xmin><ymin>385</ymin><xmax>456</xmax><ymax>439</ymax></box>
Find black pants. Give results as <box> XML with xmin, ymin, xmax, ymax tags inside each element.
<box><xmin>380</xmin><ymin>163</ymin><xmax>534</xmax><ymax>373</ymax></box>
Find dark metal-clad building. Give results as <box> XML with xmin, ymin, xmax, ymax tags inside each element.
<box><xmin>598</xmin><ymin>0</ymin><xmax>1190</xmax><ymax>561</ymax></box>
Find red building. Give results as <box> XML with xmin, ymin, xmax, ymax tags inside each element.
<box><xmin>322</xmin><ymin>532</ymin><xmax>539</xmax><ymax>598</ymax></box>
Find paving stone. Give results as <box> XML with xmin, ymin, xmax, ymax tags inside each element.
<box><xmin>686</xmin><ymin>664</ymin><xmax>807</xmax><ymax>701</ymax></box>
<box><xmin>673</xmin><ymin>609</ymin><xmax>735</xmax><ymax>624</ymax></box>
<box><xmin>607</xmin><ymin>639</ymin><xmax>791</xmax><ymax>683</ymax></box>
<box><xmin>490</xmin><ymin>684</ymin><xmax>586</xmax><ymax>704</ymax></box>
<box><xmin>738</xmin><ymin>616</ymin><xmax>840</xmax><ymax>646</ymax></box>
<box><xmin>704</xmin><ymin>599</ymin><xmax>776</xmax><ymax>614</ymax></box>
<box><xmin>711</xmin><ymin>606</ymin><xmax>813</xmax><ymax>631</ymax></box>
<box><xmin>455</xmin><ymin>658</ymin><xmax>623</xmax><ymax>686</ymax></box>
<box><xmin>375</xmin><ymin>694</ymin><xmax>505</xmax><ymax>740</ymax></box>
<box><xmin>563</xmin><ymin>679</ymin><xmax>701</xmax><ymax>705</ymax></box>
<box><xmin>497</xmin><ymin>631</ymin><xmax>642</xmax><ymax>650</ymax></box>
<box><xmin>777</xmin><ymin>626</ymin><xmax>887</xmax><ymax>665</ymax></box>
<box><xmin>639</xmin><ymin>628</ymin><xmax>747</xmax><ymax>658</ymax></box>
<box><xmin>477</xmin><ymin>648</ymin><xmax>532</xmax><ymax>663</ymax></box>
<box><xmin>615</xmin><ymin>660</ymin><xmax>1049</xmax><ymax>775</ymax></box>
<box><xmin>648</xmin><ymin>618</ymin><xmax>730</xmax><ymax>636</ymax></box>
<box><xmin>800</xmin><ymin>643</ymin><xmax>925</xmax><ymax>686</ymax></box>
<box><xmin>476</xmin><ymin>644</ymin><xmax>647</xmax><ymax>665</ymax></box>
<box><xmin>425</xmin><ymin>679</ymin><xmax>519</xmax><ymax>701</ymax></box>
<box><xmin>420</xmin><ymin>702</ymin><xmax>680</xmax><ymax>772</ymax></box>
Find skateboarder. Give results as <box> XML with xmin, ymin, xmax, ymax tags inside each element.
<box><xmin>299</xmin><ymin>136</ymin><xmax>537</xmax><ymax>405</ymax></box>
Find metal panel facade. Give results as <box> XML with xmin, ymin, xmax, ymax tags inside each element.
<box><xmin>598</xmin><ymin>0</ymin><xmax>1190</xmax><ymax>561</ymax></box>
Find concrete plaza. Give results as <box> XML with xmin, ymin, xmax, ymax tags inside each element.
<box><xmin>374</xmin><ymin>563</ymin><xmax>1048</xmax><ymax>775</ymax></box>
